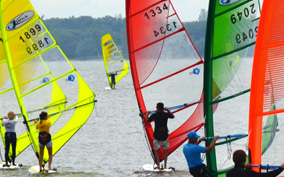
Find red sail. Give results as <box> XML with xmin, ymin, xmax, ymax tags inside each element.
<box><xmin>249</xmin><ymin>0</ymin><xmax>284</xmax><ymax>174</ymax></box>
<box><xmin>126</xmin><ymin>0</ymin><xmax>205</xmax><ymax>161</ymax></box>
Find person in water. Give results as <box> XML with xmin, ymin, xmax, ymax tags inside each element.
<box><xmin>146</xmin><ymin>102</ymin><xmax>175</xmax><ymax>169</ymax></box>
<box><xmin>2</xmin><ymin>111</ymin><xmax>18</xmax><ymax>167</ymax></box>
<box><xmin>183</xmin><ymin>131</ymin><xmax>219</xmax><ymax>177</ymax></box>
<box><xmin>226</xmin><ymin>149</ymin><xmax>284</xmax><ymax>177</ymax></box>
<box><xmin>35</xmin><ymin>111</ymin><xmax>53</xmax><ymax>172</ymax></box>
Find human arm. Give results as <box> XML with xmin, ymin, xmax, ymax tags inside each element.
<box><xmin>146</xmin><ymin>111</ymin><xmax>151</xmax><ymax>122</ymax></box>
<box><xmin>205</xmin><ymin>135</ymin><xmax>219</xmax><ymax>153</ymax></box>
<box><xmin>1</xmin><ymin>116</ymin><xmax>7</xmax><ymax>126</ymax></box>
<box><xmin>164</xmin><ymin>107</ymin><xmax>175</xmax><ymax>118</ymax></box>
<box><xmin>244</xmin><ymin>163</ymin><xmax>284</xmax><ymax>177</ymax></box>
<box><xmin>245</xmin><ymin>165</ymin><xmax>284</xmax><ymax>177</ymax></box>
<box><xmin>196</xmin><ymin>136</ymin><xmax>206</xmax><ymax>145</ymax></box>
<box><xmin>14</xmin><ymin>114</ymin><xmax>18</xmax><ymax>122</ymax></box>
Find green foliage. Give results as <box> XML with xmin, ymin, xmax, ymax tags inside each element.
<box><xmin>44</xmin><ymin>16</ymin><xmax>206</xmax><ymax>59</ymax></box>
<box><xmin>184</xmin><ymin>21</ymin><xmax>207</xmax><ymax>57</ymax></box>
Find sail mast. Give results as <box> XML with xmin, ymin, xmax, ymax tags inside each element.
<box><xmin>204</xmin><ymin>0</ymin><xmax>217</xmax><ymax>175</ymax></box>
<box><xmin>0</xmin><ymin>1</ymin><xmax>39</xmax><ymax>158</ymax></box>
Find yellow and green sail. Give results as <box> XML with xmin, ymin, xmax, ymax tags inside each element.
<box><xmin>101</xmin><ymin>33</ymin><xmax>129</xmax><ymax>89</ymax></box>
<box><xmin>0</xmin><ymin>0</ymin><xmax>95</xmax><ymax>165</ymax></box>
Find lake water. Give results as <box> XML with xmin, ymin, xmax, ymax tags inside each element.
<box><xmin>1</xmin><ymin>59</ymin><xmax>283</xmax><ymax>177</ymax></box>
<box><xmin>0</xmin><ymin>59</ymin><xmax>193</xmax><ymax>177</ymax></box>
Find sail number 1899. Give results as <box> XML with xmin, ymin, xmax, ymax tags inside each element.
<box><xmin>19</xmin><ymin>24</ymin><xmax>50</xmax><ymax>54</ymax></box>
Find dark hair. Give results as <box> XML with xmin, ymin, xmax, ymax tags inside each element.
<box><xmin>233</xmin><ymin>150</ymin><xmax>247</xmax><ymax>165</ymax></box>
<box><xmin>39</xmin><ymin>111</ymin><xmax>48</xmax><ymax>123</ymax></box>
<box><xmin>156</xmin><ymin>102</ymin><xmax>164</xmax><ymax>110</ymax></box>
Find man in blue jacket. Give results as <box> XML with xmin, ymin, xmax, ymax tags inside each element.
<box><xmin>183</xmin><ymin>131</ymin><xmax>219</xmax><ymax>177</ymax></box>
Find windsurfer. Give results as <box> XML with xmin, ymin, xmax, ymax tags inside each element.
<box><xmin>226</xmin><ymin>149</ymin><xmax>284</xmax><ymax>177</ymax></box>
<box><xmin>35</xmin><ymin>111</ymin><xmax>53</xmax><ymax>172</ymax></box>
<box><xmin>108</xmin><ymin>72</ymin><xmax>117</xmax><ymax>89</ymax></box>
<box><xmin>2</xmin><ymin>111</ymin><xmax>18</xmax><ymax>167</ymax></box>
<box><xmin>183</xmin><ymin>131</ymin><xmax>219</xmax><ymax>177</ymax></box>
<box><xmin>146</xmin><ymin>102</ymin><xmax>175</xmax><ymax>169</ymax></box>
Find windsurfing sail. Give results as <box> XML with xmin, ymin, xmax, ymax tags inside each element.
<box><xmin>0</xmin><ymin>0</ymin><xmax>96</xmax><ymax>166</ymax></box>
<box><xmin>0</xmin><ymin>19</ymin><xmax>34</xmax><ymax>164</ymax></box>
<box><xmin>204</xmin><ymin>0</ymin><xmax>261</xmax><ymax>176</ymax></box>
<box><xmin>248</xmin><ymin>0</ymin><xmax>284</xmax><ymax>174</ymax></box>
<box><xmin>0</xmin><ymin>24</ymin><xmax>62</xmax><ymax>165</ymax></box>
<box><xmin>101</xmin><ymin>33</ymin><xmax>129</xmax><ymax>89</ymax></box>
<box><xmin>126</xmin><ymin>0</ymin><xmax>205</xmax><ymax>162</ymax></box>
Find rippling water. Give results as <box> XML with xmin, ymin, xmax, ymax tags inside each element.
<box><xmin>0</xmin><ymin>60</ymin><xmax>193</xmax><ymax>177</ymax></box>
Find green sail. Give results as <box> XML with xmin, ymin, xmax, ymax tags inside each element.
<box><xmin>204</xmin><ymin>0</ymin><xmax>261</xmax><ymax>176</ymax></box>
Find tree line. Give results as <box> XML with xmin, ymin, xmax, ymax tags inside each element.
<box><xmin>44</xmin><ymin>15</ymin><xmax>206</xmax><ymax>60</ymax></box>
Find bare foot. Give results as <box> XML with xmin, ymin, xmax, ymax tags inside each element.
<box><xmin>154</xmin><ymin>166</ymin><xmax>160</xmax><ymax>170</ymax></box>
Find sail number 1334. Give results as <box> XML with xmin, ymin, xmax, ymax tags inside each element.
<box><xmin>153</xmin><ymin>21</ymin><xmax>178</xmax><ymax>37</ymax></box>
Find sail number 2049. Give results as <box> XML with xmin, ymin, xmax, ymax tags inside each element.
<box><xmin>230</xmin><ymin>4</ymin><xmax>256</xmax><ymax>24</ymax></box>
<box><xmin>19</xmin><ymin>24</ymin><xmax>50</xmax><ymax>54</ymax></box>
<box><xmin>235</xmin><ymin>26</ymin><xmax>258</xmax><ymax>44</ymax></box>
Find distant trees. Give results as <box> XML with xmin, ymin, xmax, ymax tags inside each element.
<box><xmin>198</xmin><ymin>9</ymin><xmax>208</xmax><ymax>22</ymax></box>
<box><xmin>44</xmin><ymin>15</ymin><xmax>206</xmax><ymax>59</ymax></box>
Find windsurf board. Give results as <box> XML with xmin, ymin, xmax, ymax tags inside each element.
<box><xmin>142</xmin><ymin>164</ymin><xmax>174</xmax><ymax>172</ymax></box>
<box><xmin>28</xmin><ymin>165</ymin><xmax>57</xmax><ymax>174</ymax></box>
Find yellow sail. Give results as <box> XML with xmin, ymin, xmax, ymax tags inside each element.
<box><xmin>0</xmin><ymin>0</ymin><xmax>96</xmax><ymax>165</ymax></box>
<box><xmin>101</xmin><ymin>33</ymin><xmax>129</xmax><ymax>89</ymax></box>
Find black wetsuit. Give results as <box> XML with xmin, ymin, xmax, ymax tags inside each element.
<box><xmin>226</xmin><ymin>164</ymin><xmax>284</xmax><ymax>177</ymax></box>
<box><xmin>109</xmin><ymin>73</ymin><xmax>117</xmax><ymax>89</ymax></box>
<box><xmin>148</xmin><ymin>111</ymin><xmax>174</xmax><ymax>141</ymax></box>
<box><xmin>5</xmin><ymin>132</ymin><xmax>16</xmax><ymax>165</ymax></box>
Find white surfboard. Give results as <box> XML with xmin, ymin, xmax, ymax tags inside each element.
<box><xmin>142</xmin><ymin>164</ymin><xmax>174</xmax><ymax>172</ymax></box>
<box><xmin>0</xmin><ymin>162</ymin><xmax>22</xmax><ymax>170</ymax></box>
<box><xmin>28</xmin><ymin>165</ymin><xmax>57</xmax><ymax>174</ymax></box>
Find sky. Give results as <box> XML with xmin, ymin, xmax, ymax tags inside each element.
<box><xmin>30</xmin><ymin>0</ymin><xmax>209</xmax><ymax>22</ymax></box>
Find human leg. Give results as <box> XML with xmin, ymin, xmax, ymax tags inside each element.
<box><xmin>153</xmin><ymin>150</ymin><xmax>160</xmax><ymax>169</ymax></box>
<box><xmin>4</xmin><ymin>139</ymin><xmax>11</xmax><ymax>166</ymax></box>
<box><xmin>39</xmin><ymin>146</ymin><xmax>44</xmax><ymax>172</ymax></box>
<box><xmin>189</xmin><ymin>164</ymin><xmax>211</xmax><ymax>177</ymax></box>
<box><xmin>47</xmin><ymin>147</ymin><xmax>52</xmax><ymax>170</ymax></box>
<box><xmin>163</xmin><ymin>150</ymin><xmax>168</xmax><ymax>169</ymax></box>
<box><xmin>46</xmin><ymin>140</ymin><xmax>53</xmax><ymax>170</ymax></box>
<box><xmin>11</xmin><ymin>136</ymin><xmax>16</xmax><ymax>165</ymax></box>
<box><xmin>161</xmin><ymin>139</ymin><xmax>169</xmax><ymax>169</ymax></box>
<box><xmin>153</xmin><ymin>139</ymin><xmax>161</xmax><ymax>169</ymax></box>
